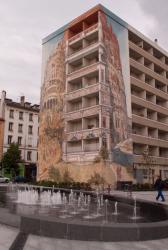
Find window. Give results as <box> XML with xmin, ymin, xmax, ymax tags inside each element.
<box><xmin>29</xmin><ymin>113</ymin><xmax>33</xmax><ymax>122</ymax></box>
<box><xmin>18</xmin><ymin>137</ymin><xmax>22</xmax><ymax>146</ymax></box>
<box><xmin>9</xmin><ymin>110</ymin><xmax>14</xmax><ymax>118</ymax></box>
<box><xmin>18</xmin><ymin>124</ymin><xmax>23</xmax><ymax>133</ymax></box>
<box><xmin>27</xmin><ymin>151</ymin><xmax>32</xmax><ymax>161</ymax></box>
<box><xmin>8</xmin><ymin>122</ymin><xmax>13</xmax><ymax>131</ymax></box>
<box><xmin>115</xmin><ymin>118</ymin><xmax>120</xmax><ymax>128</ymax></box>
<box><xmin>19</xmin><ymin>150</ymin><xmax>22</xmax><ymax>157</ymax></box>
<box><xmin>28</xmin><ymin>125</ymin><xmax>33</xmax><ymax>135</ymax></box>
<box><xmin>101</xmin><ymin>69</ymin><xmax>105</xmax><ymax>82</ymax></box>
<box><xmin>102</xmin><ymin>117</ymin><xmax>106</xmax><ymax>128</ymax></box>
<box><xmin>28</xmin><ymin>137</ymin><xmax>32</xmax><ymax>147</ymax></box>
<box><xmin>8</xmin><ymin>135</ymin><xmax>12</xmax><ymax>144</ymax></box>
<box><xmin>19</xmin><ymin>112</ymin><xmax>23</xmax><ymax>120</ymax></box>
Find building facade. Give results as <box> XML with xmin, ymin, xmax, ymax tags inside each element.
<box><xmin>0</xmin><ymin>91</ymin><xmax>39</xmax><ymax>178</ymax></box>
<box><xmin>38</xmin><ymin>4</ymin><xmax>168</xmax><ymax>183</ymax></box>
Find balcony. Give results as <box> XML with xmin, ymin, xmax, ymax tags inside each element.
<box><xmin>66</xmin><ymin>92</ymin><xmax>99</xmax><ymax>114</ymax></box>
<box><xmin>134</xmin><ymin>154</ymin><xmax>168</xmax><ymax>165</ymax></box>
<box><xmin>66</xmin><ymin>83</ymin><xmax>99</xmax><ymax>101</ymax></box>
<box><xmin>65</xmin><ymin>105</ymin><xmax>100</xmax><ymax>121</ymax></box>
<box><xmin>132</xmin><ymin>134</ymin><xmax>168</xmax><ymax>148</ymax></box>
<box><xmin>132</xmin><ymin>114</ymin><xmax>168</xmax><ymax>132</ymax></box>
<box><xmin>68</xmin><ymin>23</ymin><xmax>98</xmax><ymax>45</ymax></box>
<box><xmin>67</xmin><ymin>70</ymin><xmax>99</xmax><ymax>94</ymax></box>
<box><xmin>67</xmin><ymin>98</ymin><xmax>82</xmax><ymax>113</ymax></box>
<box><xmin>66</xmin><ymin>114</ymin><xmax>99</xmax><ymax>134</ymax></box>
<box><xmin>67</xmin><ymin>30</ymin><xmax>99</xmax><ymax>60</ymax></box>
<box><xmin>130</xmin><ymin>58</ymin><xmax>168</xmax><ymax>85</ymax></box>
<box><xmin>132</xmin><ymin>95</ymin><xmax>168</xmax><ymax>116</ymax></box>
<box><xmin>67</xmin><ymin>41</ymin><xmax>100</xmax><ymax>62</ymax></box>
<box><xmin>68</xmin><ymin>50</ymin><xmax>99</xmax><ymax>74</ymax></box>
<box><xmin>83</xmin><ymin>114</ymin><xmax>99</xmax><ymax>130</ymax></box>
<box><xmin>131</xmin><ymin>76</ymin><xmax>168</xmax><ymax>99</ymax></box>
<box><xmin>129</xmin><ymin>41</ymin><xmax>168</xmax><ymax>72</ymax></box>
<box><xmin>67</xmin><ymin>141</ymin><xmax>82</xmax><ymax>153</ymax></box>
<box><xmin>84</xmin><ymin>138</ymin><xmax>99</xmax><ymax>152</ymax></box>
<box><xmin>66</xmin><ymin>127</ymin><xmax>101</xmax><ymax>141</ymax></box>
<box><xmin>66</xmin><ymin>62</ymin><xmax>101</xmax><ymax>82</ymax></box>
<box><xmin>67</xmin><ymin>119</ymin><xmax>82</xmax><ymax>133</ymax></box>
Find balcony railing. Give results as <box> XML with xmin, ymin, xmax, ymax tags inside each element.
<box><xmin>66</xmin><ymin>83</ymin><xmax>99</xmax><ymax>100</ymax></box>
<box><xmin>65</xmin><ymin>105</ymin><xmax>99</xmax><ymax>121</ymax></box>
<box><xmin>68</xmin><ymin>23</ymin><xmax>98</xmax><ymax>44</ymax></box>
<box><xmin>66</xmin><ymin>128</ymin><xmax>101</xmax><ymax>141</ymax></box>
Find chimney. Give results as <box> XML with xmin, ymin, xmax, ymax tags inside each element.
<box><xmin>20</xmin><ymin>96</ymin><xmax>25</xmax><ymax>106</ymax></box>
<box><xmin>0</xmin><ymin>90</ymin><xmax>6</xmax><ymax>118</ymax></box>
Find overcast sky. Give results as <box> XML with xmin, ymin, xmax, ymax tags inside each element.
<box><xmin>0</xmin><ymin>0</ymin><xmax>167</xmax><ymax>104</ymax></box>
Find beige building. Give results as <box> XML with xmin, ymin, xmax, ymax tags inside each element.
<box><xmin>39</xmin><ymin>5</ymin><xmax>168</xmax><ymax>183</ymax></box>
<box><xmin>129</xmin><ymin>32</ymin><xmax>168</xmax><ymax>182</ymax></box>
<box><xmin>0</xmin><ymin>91</ymin><xmax>39</xmax><ymax>178</ymax></box>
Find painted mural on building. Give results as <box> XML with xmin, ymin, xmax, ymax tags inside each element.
<box><xmin>38</xmin><ymin>5</ymin><xmax>133</xmax><ymax>182</ymax></box>
<box><xmin>38</xmin><ymin>34</ymin><xmax>66</xmax><ymax>180</ymax></box>
<box><xmin>100</xmin><ymin>11</ymin><xmax>132</xmax><ymax>167</ymax></box>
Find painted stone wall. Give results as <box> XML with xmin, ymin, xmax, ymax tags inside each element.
<box><xmin>100</xmin><ymin>12</ymin><xmax>133</xmax><ymax>168</ymax></box>
<box><xmin>38</xmin><ymin>38</ymin><xmax>66</xmax><ymax>180</ymax></box>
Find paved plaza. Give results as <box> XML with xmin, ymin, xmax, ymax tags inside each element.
<box><xmin>0</xmin><ymin>190</ymin><xmax>167</xmax><ymax>250</ymax></box>
<box><xmin>0</xmin><ymin>223</ymin><xmax>168</xmax><ymax>250</ymax></box>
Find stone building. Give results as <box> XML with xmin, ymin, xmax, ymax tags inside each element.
<box><xmin>0</xmin><ymin>91</ymin><xmax>39</xmax><ymax>179</ymax></box>
<box><xmin>38</xmin><ymin>4</ymin><xmax>168</xmax><ymax>184</ymax></box>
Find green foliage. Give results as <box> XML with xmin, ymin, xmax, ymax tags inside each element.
<box><xmin>132</xmin><ymin>183</ymin><xmax>154</xmax><ymax>191</ymax></box>
<box><xmin>48</xmin><ymin>166</ymin><xmax>61</xmax><ymax>182</ymax></box>
<box><xmin>34</xmin><ymin>180</ymin><xmax>92</xmax><ymax>191</ymax></box>
<box><xmin>1</xmin><ymin>143</ymin><xmax>21</xmax><ymax>177</ymax></box>
<box><xmin>88</xmin><ymin>172</ymin><xmax>105</xmax><ymax>186</ymax></box>
<box><xmin>99</xmin><ymin>146</ymin><xmax>108</xmax><ymax>160</ymax></box>
<box><xmin>62</xmin><ymin>169</ymin><xmax>74</xmax><ymax>183</ymax></box>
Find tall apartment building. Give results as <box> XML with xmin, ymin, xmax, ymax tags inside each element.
<box><xmin>0</xmin><ymin>91</ymin><xmax>39</xmax><ymax>178</ymax></box>
<box><xmin>38</xmin><ymin>4</ymin><xmax>168</xmax><ymax>183</ymax></box>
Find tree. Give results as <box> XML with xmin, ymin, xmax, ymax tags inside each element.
<box><xmin>48</xmin><ymin>165</ymin><xmax>61</xmax><ymax>182</ymax></box>
<box><xmin>1</xmin><ymin>143</ymin><xmax>21</xmax><ymax>177</ymax></box>
<box><xmin>143</xmin><ymin>146</ymin><xmax>155</xmax><ymax>184</ymax></box>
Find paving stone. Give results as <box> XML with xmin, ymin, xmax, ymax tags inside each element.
<box><xmin>23</xmin><ymin>235</ymin><xmax>168</xmax><ymax>250</ymax></box>
<box><xmin>0</xmin><ymin>224</ymin><xmax>18</xmax><ymax>250</ymax></box>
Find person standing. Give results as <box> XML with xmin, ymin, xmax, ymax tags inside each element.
<box><xmin>154</xmin><ymin>176</ymin><xmax>165</xmax><ymax>202</ymax></box>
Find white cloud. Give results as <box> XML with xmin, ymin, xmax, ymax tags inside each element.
<box><xmin>0</xmin><ymin>0</ymin><xmax>166</xmax><ymax>104</ymax></box>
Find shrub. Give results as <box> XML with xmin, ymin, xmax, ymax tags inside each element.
<box><xmin>48</xmin><ymin>166</ymin><xmax>61</xmax><ymax>182</ymax></box>
<box><xmin>33</xmin><ymin>180</ymin><xmax>92</xmax><ymax>191</ymax></box>
<box><xmin>88</xmin><ymin>172</ymin><xmax>105</xmax><ymax>186</ymax></box>
<box><xmin>62</xmin><ymin>169</ymin><xmax>74</xmax><ymax>183</ymax></box>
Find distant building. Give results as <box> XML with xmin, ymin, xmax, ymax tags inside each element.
<box><xmin>0</xmin><ymin>91</ymin><xmax>39</xmax><ymax>179</ymax></box>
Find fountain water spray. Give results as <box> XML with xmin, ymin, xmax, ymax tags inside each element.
<box><xmin>113</xmin><ymin>201</ymin><xmax>118</xmax><ymax>215</ymax></box>
<box><xmin>104</xmin><ymin>199</ymin><xmax>108</xmax><ymax>223</ymax></box>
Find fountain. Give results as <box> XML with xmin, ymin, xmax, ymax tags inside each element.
<box><xmin>1</xmin><ymin>184</ymin><xmax>168</xmax><ymax>241</ymax></box>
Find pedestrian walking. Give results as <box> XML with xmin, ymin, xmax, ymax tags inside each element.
<box><xmin>154</xmin><ymin>176</ymin><xmax>165</xmax><ymax>202</ymax></box>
